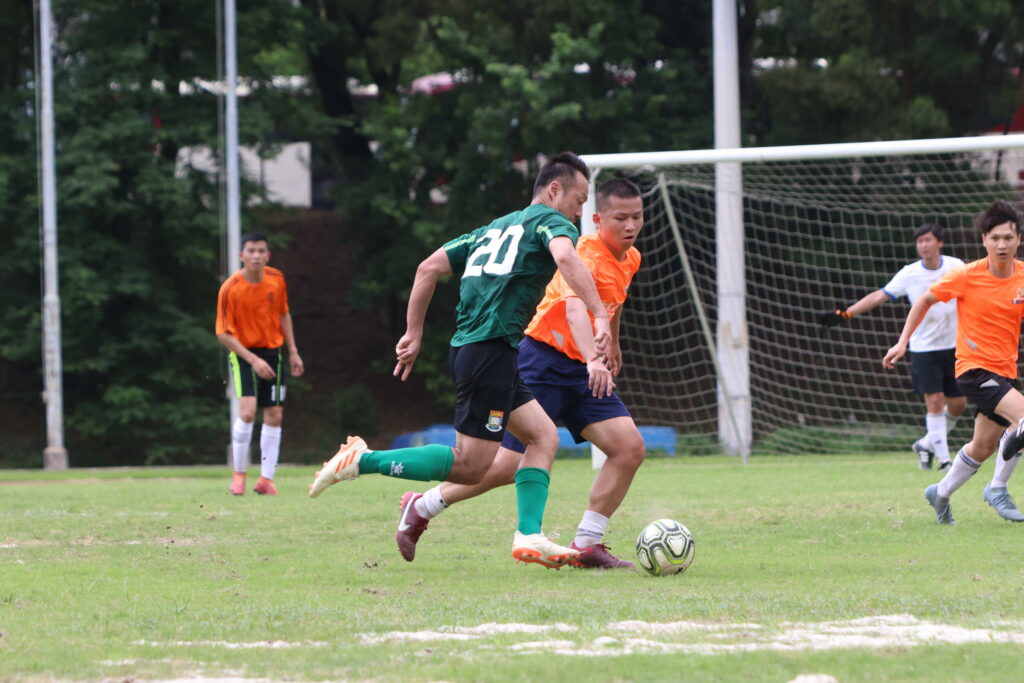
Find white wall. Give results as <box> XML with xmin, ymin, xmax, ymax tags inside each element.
<box><xmin>176</xmin><ymin>142</ymin><xmax>312</xmax><ymax>208</ymax></box>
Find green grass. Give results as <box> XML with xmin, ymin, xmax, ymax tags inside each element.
<box><xmin>2</xmin><ymin>455</ymin><xmax>1024</xmax><ymax>681</ymax></box>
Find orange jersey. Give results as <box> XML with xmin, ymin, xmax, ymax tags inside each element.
<box><xmin>929</xmin><ymin>258</ymin><xmax>1024</xmax><ymax>379</ymax></box>
<box><xmin>524</xmin><ymin>233</ymin><xmax>641</xmax><ymax>363</ymax></box>
<box><xmin>215</xmin><ymin>267</ymin><xmax>290</xmax><ymax>349</ymax></box>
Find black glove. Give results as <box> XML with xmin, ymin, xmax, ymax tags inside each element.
<box><xmin>818</xmin><ymin>308</ymin><xmax>851</xmax><ymax>327</ymax></box>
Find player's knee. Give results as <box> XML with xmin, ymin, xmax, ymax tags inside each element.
<box><xmin>238</xmin><ymin>407</ymin><xmax>257</xmax><ymax>423</ymax></box>
<box><xmin>621</xmin><ymin>435</ymin><xmax>647</xmax><ymax>469</ymax></box>
<box><xmin>450</xmin><ymin>448</ymin><xmax>492</xmax><ymax>484</ymax></box>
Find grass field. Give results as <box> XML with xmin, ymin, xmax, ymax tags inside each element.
<box><xmin>3</xmin><ymin>454</ymin><xmax>1024</xmax><ymax>682</ymax></box>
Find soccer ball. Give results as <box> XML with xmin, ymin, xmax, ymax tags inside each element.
<box><xmin>635</xmin><ymin>518</ymin><xmax>695</xmax><ymax>576</ymax></box>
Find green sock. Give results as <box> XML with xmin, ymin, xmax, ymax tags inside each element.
<box><xmin>514</xmin><ymin>467</ymin><xmax>550</xmax><ymax>535</ymax></box>
<box><xmin>357</xmin><ymin>444</ymin><xmax>453</xmax><ymax>481</ymax></box>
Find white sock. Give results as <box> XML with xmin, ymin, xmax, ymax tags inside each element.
<box><xmin>922</xmin><ymin>409</ymin><xmax>963</xmax><ymax>449</ymax></box>
<box><xmin>991</xmin><ymin>430</ymin><xmax>1021</xmax><ymax>488</ymax></box>
<box><xmin>925</xmin><ymin>412</ymin><xmax>949</xmax><ymax>464</ymax></box>
<box><xmin>231</xmin><ymin>418</ymin><xmax>254</xmax><ymax>473</ymax></box>
<box><xmin>937</xmin><ymin>448</ymin><xmax>981</xmax><ymax>498</ymax></box>
<box><xmin>945</xmin><ymin>408</ymin><xmax>961</xmax><ymax>433</ymax></box>
<box><xmin>574</xmin><ymin>510</ymin><xmax>610</xmax><ymax>548</ymax></box>
<box><xmin>415</xmin><ymin>486</ymin><xmax>448</xmax><ymax>519</ymax></box>
<box><xmin>259</xmin><ymin>424</ymin><xmax>282</xmax><ymax>480</ymax></box>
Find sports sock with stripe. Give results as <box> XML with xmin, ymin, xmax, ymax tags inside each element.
<box><xmin>357</xmin><ymin>444</ymin><xmax>454</xmax><ymax>481</ymax></box>
<box><xmin>991</xmin><ymin>450</ymin><xmax>1021</xmax><ymax>489</ymax></box>
<box><xmin>515</xmin><ymin>467</ymin><xmax>550</xmax><ymax>535</ymax></box>
<box><xmin>937</xmin><ymin>447</ymin><xmax>981</xmax><ymax>498</ymax></box>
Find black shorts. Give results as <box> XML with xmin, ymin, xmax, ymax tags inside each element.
<box><xmin>229</xmin><ymin>347</ymin><xmax>286</xmax><ymax>407</ymax></box>
<box><xmin>956</xmin><ymin>368</ymin><xmax>1016</xmax><ymax>427</ymax></box>
<box><xmin>909</xmin><ymin>349</ymin><xmax>963</xmax><ymax>397</ymax></box>
<box><xmin>449</xmin><ymin>340</ymin><xmax>534</xmax><ymax>442</ymax></box>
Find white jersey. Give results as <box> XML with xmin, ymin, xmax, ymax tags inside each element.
<box><xmin>883</xmin><ymin>256</ymin><xmax>964</xmax><ymax>353</ymax></box>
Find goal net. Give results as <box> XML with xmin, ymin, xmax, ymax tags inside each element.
<box><xmin>587</xmin><ymin>137</ymin><xmax>1024</xmax><ymax>455</ymax></box>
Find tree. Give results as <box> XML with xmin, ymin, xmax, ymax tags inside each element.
<box><xmin>0</xmin><ymin>0</ymin><xmax>319</xmax><ymax>465</ymax></box>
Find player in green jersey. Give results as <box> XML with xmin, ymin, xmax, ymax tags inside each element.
<box><xmin>309</xmin><ymin>151</ymin><xmax>611</xmax><ymax>568</ymax></box>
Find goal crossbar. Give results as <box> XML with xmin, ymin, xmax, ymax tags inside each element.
<box><xmin>582</xmin><ymin>133</ymin><xmax>1024</xmax><ymax>170</ymax></box>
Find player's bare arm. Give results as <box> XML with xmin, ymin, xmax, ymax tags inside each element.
<box><xmin>883</xmin><ymin>291</ymin><xmax>938</xmax><ymax>369</ymax></box>
<box><xmin>548</xmin><ymin>236</ymin><xmax>611</xmax><ymax>353</ymax></box>
<box><xmin>394</xmin><ymin>247</ymin><xmax>453</xmax><ymax>381</ymax></box>
<box><xmin>216</xmin><ymin>332</ymin><xmax>276</xmax><ymax>379</ymax></box>
<box><xmin>608</xmin><ymin>308</ymin><xmax>623</xmax><ymax>376</ymax></box>
<box><xmin>280</xmin><ymin>311</ymin><xmax>304</xmax><ymax>377</ymax></box>
<box><xmin>565</xmin><ymin>297</ymin><xmax>615</xmax><ymax>398</ymax></box>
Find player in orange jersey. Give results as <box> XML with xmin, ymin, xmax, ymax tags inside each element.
<box><xmin>396</xmin><ymin>178</ymin><xmax>647</xmax><ymax>567</ymax></box>
<box><xmin>884</xmin><ymin>200</ymin><xmax>1024</xmax><ymax>524</ymax></box>
<box><xmin>216</xmin><ymin>232</ymin><xmax>304</xmax><ymax>496</ymax></box>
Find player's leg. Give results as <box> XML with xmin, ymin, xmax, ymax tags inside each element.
<box><xmin>926</xmin><ymin>414</ymin><xmax>1000</xmax><ymax>524</ymax></box>
<box><xmin>310</xmin><ymin>342</ymin><xmax>521</xmax><ymax>497</ymax></box>
<box><xmin>254</xmin><ymin>349</ymin><xmax>285</xmax><ymax>495</ymax></box>
<box><xmin>228</xmin><ymin>351</ymin><xmax>258</xmax><ymax>495</ymax></box>
<box><xmin>506</xmin><ymin>398</ymin><xmax>577</xmax><ymax>568</ymax></box>
<box><xmin>394</xmin><ymin>436</ymin><xmax>511</xmax><ymax>562</ymax></box>
<box><xmin>397</xmin><ymin>357</ymin><xmax>571</xmax><ymax>562</ymax></box>
<box><xmin>910</xmin><ymin>351</ymin><xmax>945</xmax><ymax>470</ymax></box>
<box><xmin>567</xmin><ymin>416</ymin><xmax>644</xmax><ymax>568</ymax></box>
<box><xmin>932</xmin><ymin>350</ymin><xmax>966</xmax><ymax>470</ymax></box>
<box><xmin>982</xmin><ymin>388</ymin><xmax>1024</xmax><ymax>521</ymax></box>
<box><xmin>921</xmin><ymin>392</ymin><xmax>948</xmax><ymax>470</ymax></box>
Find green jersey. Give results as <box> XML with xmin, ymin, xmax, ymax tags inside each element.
<box><xmin>444</xmin><ymin>203</ymin><xmax>579</xmax><ymax>348</ymax></box>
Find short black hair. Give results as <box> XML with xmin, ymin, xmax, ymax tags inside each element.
<box><xmin>596</xmin><ymin>178</ymin><xmax>642</xmax><ymax>211</ymax></box>
<box><xmin>532</xmin><ymin>151</ymin><xmax>590</xmax><ymax>196</ymax></box>
<box><xmin>975</xmin><ymin>200</ymin><xmax>1022</xmax><ymax>236</ymax></box>
<box><xmin>240</xmin><ymin>231</ymin><xmax>269</xmax><ymax>249</ymax></box>
<box><xmin>913</xmin><ymin>223</ymin><xmax>943</xmax><ymax>241</ymax></box>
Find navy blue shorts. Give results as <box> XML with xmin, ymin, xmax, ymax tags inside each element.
<box><xmin>502</xmin><ymin>337</ymin><xmax>631</xmax><ymax>454</ymax></box>
<box><xmin>909</xmin><ymin>349</ymin><xmax>962</xmax><ymax>397</ymax></box>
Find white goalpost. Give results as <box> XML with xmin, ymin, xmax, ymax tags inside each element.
<box><xmin>582</xmin><ymin>133</ymin><xmax>1024</xmax><ymax>463</ymax></box>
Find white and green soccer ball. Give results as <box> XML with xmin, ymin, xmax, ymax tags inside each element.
<box><xmin>635</xmin><ymin>518</ymin><xmax>695</xmax><ymax>576</ymax></box>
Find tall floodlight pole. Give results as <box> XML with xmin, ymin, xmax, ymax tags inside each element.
<box><xmin>713</xmin><ymin>0</ymin><xmax>751</xmax><ymax>461</ymax></box>
<box><xmin>224</xmin><ymin>0</ymin><xmax>242</xmax><ymax>463</ymax></box>
<box><xmin>38</xmin><ymin>0</ymin><xmax>67</xmax><ymax>469</ymax></box>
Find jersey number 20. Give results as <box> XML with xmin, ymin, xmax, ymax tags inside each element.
<box><xmin>463</xmin><ymin>224</ymin><xmax>525</xmax><ymax>277</ymax></box>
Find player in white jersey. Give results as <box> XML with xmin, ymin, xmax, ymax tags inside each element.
<box><xmin>819</xmin><ymin>224</ymin><xmax>966</xmax><ymax>469</ymax></box>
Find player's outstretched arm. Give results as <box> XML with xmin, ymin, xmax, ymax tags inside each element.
<box><xmin>819</xmin><ymin>289</ymin><xmax>890</xmax><ymax>327</ymax></box>
<box><xmin>566</xmin><ymin>297</ymin><xmax>615</xmax><ymax>398</ymax></box>
<box><xmin>394</xmin><ymin>247</ymin><xmax>452</xmax><ymax>381</ymax></box>
<box><xmin>882</xmin><ymin>291</ymin><xmax>937</xmax><ymax>370</ymax></box>
<box><xmin>548</xmin><ymin>237</ymin><xmax>611</xmax><ymax>353</ymax></box>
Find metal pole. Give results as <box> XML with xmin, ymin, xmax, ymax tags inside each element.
<box><xmin>224</xmin><ymin>0</ymin><xmax>242</xmax><ymax>465</ymax></box>
<box><xmin>713</xmin><ymin>0</ymin><xmax>750</xmax><ymax>461</ymax></box>
<box><xmin>39</xmin><ymin>0</ymin><xmax>67</xmax><ymax>469</ymax></box>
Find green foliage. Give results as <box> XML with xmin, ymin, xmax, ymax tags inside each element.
<box><xmin>0</xmin><ymin>0</ymin><xmax>322</xmax><ymax>465</ymax></box>
<box><xmin>323</xmin><ymin>383</ymin><xmax>378</xmax><ymax>437</ymax></box>
<box><xmin>750</xmin><ymin>0</ymin><xmax>1023</xmax><ymax>144</ymax></box>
